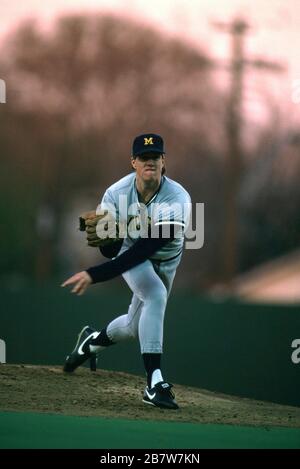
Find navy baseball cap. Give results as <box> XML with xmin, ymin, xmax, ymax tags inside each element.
<box><xmin>132</xmin><ymin>133</ymin><xmax>165</xmax><ymax>157</ymax></box>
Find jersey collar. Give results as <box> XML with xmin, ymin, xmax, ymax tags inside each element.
<box><xmin>134</xmin><ymin>175</ymin><xmax>165</xmax><ymax>207</ymax></box>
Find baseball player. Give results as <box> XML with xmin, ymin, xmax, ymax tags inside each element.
<box><xmin>62</xmin><ymin>133</ymin><xmax>191</xmax><ymax>410</ymax></box>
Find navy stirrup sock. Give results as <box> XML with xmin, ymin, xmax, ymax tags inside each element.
<box><xmin>90</xmin><ymin>327</ymin><xmax>115</xmax><ymax>347</ymax></box>
<box><xmin>142</xmin><ymin>353</ymin><xmax>162</xmax><ymax>388</ymax></box>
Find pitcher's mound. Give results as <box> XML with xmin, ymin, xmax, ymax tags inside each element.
<box><xmin>1</xmin><ymin>364</ymin><xmax>299</xmax><ymax>427</ymax></box>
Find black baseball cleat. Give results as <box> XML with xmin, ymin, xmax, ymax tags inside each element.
<box><xmin>142</xmin><ymin>381</ymin><xmax>179</xmax><ymax>410</ymax></box>
<box><xmin>63</xmin><ymin>325</ymin><xmax>99</xmax><ymax>373</ymax></box>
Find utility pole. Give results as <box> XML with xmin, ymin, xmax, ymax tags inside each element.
<box><xmin>212</xmin><ymin>18</ymin><xmax>285</xmax><ymax>284</ymax></box>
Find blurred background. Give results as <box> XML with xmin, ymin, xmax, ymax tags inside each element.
<box><xmin>1</xmin><ymin>0</ymin><xmax>300</xmax><ymax>302</ymax></box>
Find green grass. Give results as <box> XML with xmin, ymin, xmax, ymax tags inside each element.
<box><xmin>1</xmin><ymin>412</ymin><xmax>300</xmax><ymax>449</ymax></box>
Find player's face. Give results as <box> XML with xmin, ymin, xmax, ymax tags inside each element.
<box><xmin>131</xmin><ymin>153</ymin><xmax>165</xmax><ymax>183</ymax></box>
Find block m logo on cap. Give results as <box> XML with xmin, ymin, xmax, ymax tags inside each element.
<box><xmin>144</xmin><ymin>137</ymin><xmax>154</xmax><ymax>146</ymax></box>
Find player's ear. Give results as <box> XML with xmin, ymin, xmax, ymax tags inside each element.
<box><xmin>161</xmin><ymin>155</ymin><xmax>166</xmax><ymax>175</ymax></box>
<box><xmin>131</xmin><ymin>157</ymin><xmax>137</xmax><ymax>170</ymax></box>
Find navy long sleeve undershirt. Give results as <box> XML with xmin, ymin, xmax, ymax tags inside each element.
<box><xmin>99</xmin><ymin>239</ymin><xmax>124</xmax><ymax>259</ymax></box>
<box><xmin>86</xmin><ymin>224</ymin><xmax>182</xmax><ymax>284</ymax></box>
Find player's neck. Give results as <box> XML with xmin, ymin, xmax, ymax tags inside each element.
<box><xmin>136</xmin><ymin>176</ymin><xmax>161</xmax><ymax>204</ymax></box>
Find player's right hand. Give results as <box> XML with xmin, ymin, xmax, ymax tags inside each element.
<box><xmin>61</xmin><ymin>271</ymin><xmax>92</xmax><ymax>296</ymax></box>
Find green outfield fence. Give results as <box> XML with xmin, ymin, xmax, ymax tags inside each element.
<box><xmin>1</xmin><ymin>283</ymin><xmax>300</xmax><ymax>406</ymax></box>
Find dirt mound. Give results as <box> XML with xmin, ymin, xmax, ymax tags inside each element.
<box><xmin>1</xmin><ymin>364</ymin><xmax>299</xmax><ymax>427</ymax></box>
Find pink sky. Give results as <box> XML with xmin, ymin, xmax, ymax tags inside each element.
<box><xmin>1</xmin><ymin>0</ymin><xmax>299</xmax><ymax>63</ymax></box>
<box><xmin>1</xmin><ymin>0</ymin><xmax>299</xmax><ymax>126</ymax></box>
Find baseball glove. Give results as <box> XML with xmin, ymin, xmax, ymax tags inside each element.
<box><xmin>79</xmin><ymin>209</ymin><xmax>119</xmax><ymax>248</ymax></box>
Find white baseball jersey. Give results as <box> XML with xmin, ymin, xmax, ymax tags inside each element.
<box><xmin>100</xmin><ymin>172</ymin><xmax>191</xmax><ymax>261</ymax></box>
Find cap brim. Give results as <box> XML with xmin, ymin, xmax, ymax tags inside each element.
<box><xmin>133</xmin><ymin>148</ymin><xmax>165</xmax><ymax>156</ymax></box>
